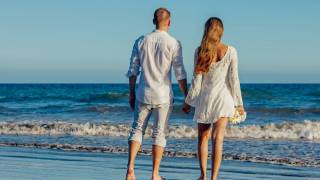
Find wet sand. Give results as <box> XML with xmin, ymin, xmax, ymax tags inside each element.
<box><xmin>0</xmin><ymin>146</ymin><xmax>319</xmax><ymax>180</ymax></box>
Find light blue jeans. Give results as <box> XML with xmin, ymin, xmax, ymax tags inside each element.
<box><xmin>128</xmin><ymin>101</ymin><xmax>172</xmax><ymax>147</ymax></box>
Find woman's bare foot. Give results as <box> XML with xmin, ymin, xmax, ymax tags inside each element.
<box><xmin>197</xmin><ymin>176</ymin><xmax>206</xmax><ymax>180</ymax></box>
<box><xmin>126</xmin><ymin>168</ymin><xmax>136</xmax><ymax>180</ymax></box>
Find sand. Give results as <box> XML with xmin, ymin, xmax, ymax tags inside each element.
<box><xmin>0</xmin><ymin>146</ymin><xmax>319</xmax><ymax>180</ymax></box>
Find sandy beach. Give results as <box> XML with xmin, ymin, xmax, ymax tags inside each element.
<box><xmin>0</xmin><ymin>146</ymin><xmax>319</xmax><ymax>180</ymax></box>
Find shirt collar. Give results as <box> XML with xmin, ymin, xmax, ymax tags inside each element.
<box><xmin>153</xmin><ymin>29</ymin><xmax>168</xmax><ymax>34</ymax></box>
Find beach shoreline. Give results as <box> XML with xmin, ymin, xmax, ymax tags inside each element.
<box><xmin>0</xmin><ymin>141</ymin><xmax>318</xmax><ymax>168</ymax></box>
<box><xmin>1</xmin><ymin>146</ymin><xmax>320</xmax><ymax>180</ymax></box>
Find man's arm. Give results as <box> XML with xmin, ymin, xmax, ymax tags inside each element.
<box><xmin>172</xmin><ymin>41</ymin><xmax>191</xmax><ymax>113</ymax></box>
<box><xmin>127</xmin><ymin>37</ymin><xmax>142</xmax><ymax>111</ymax></box>
<box><xmin>178</xmin><ymin>79</ymin><xmax>188</xmax><ymax>98</ymax></box>
<box><xmin>129</xmin><ymin>75</ymin><xmax>137</xmax><ymax>110</ymax></box>
<box><xmin>178</xmin><ymin>79</ymin><xmax>191</xmax><ymax>113</ymax></box>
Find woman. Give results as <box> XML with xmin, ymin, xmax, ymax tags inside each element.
<box><xmin>185</xmin><ymin>17</ymin><xmax>245</xmax><ymax>180</ymax></box>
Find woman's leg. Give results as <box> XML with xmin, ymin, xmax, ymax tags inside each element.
<box><xmin>211</xmin><ymin>117</ymin><xmax>228</xmax><ymax>180</ymax></box>
<box><xmin>198</xmin><ymin>123</ymin><xmax>211</xmax><ymax>180</ymax></box>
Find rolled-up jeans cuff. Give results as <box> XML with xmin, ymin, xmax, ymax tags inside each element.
<box><xmin>128</xmin><ymin>132</ymin><xmax>143</xmax><ymax>144</ymax></box>
<box><xmin>153</xmin><ymin>137</ymin><xmax>166</xmax><ymax>147</ymax></box>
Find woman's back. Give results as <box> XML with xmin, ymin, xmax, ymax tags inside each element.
<box><xmin>187</xmin><ymin>45</ymin><xmax>243</xmax><ymax>123</ymax></box>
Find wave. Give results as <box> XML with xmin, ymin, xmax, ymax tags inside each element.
<box><xmin>77</xmin><ymin>92</ymin><xmax>128</xmax><ymax>103</ymax></box>
<box><xmin>0</xmin><ymin>95</ymin><xmax>73</xmax><ymax>103</ymax></box>
<box><xmin>0</xmin><ymin>106</ymin><xmax>18</xmax><ymax>113</ymax></box>
<box><xmin>247</xmin><ymin>107</ymin><xmax>320</xmax><ymax>114</ymax></box>
<box><xmin>242</xmin><ymin>88</ymin><xmax>274</xmax><ymax>100</ymax></box>
<box><xmin>1</xmin><ymin>120</ymin><xmax>320</xmax><ymax>140</ymax></box>
<box><xmin>70</xmin><ymin>105</ymin><xmax>130</xmax><ymax>113</ymax></box>
<box><xmin>0</xmin><ymin>104</ymin><xmax>187</xmax><ymax>115</ymax></box>
<box><xmin>0</xmin><ymin>142</ymin><xmax>318</xmax><ymax>167</ymax></box>
<box><xmin>306</xmin><ymin>91</ymin><xmax>320</xmax><ymax>97</ymax></box>
<box><xmin>0</xmin><ymin>92</ymin><xmax>129</xmax><ymax>103</ymax></box>
<box><xmin>0</xmin><ymin>104</ymin><xmax>130</xmax><ymax>114</ymax></box>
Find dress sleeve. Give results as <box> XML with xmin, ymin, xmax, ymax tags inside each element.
<box><xmin>185</xmin><ymin>48</ymin><xmax>202</xmax><ymax>107</ymax></box>
<box><xmin>227</xmin><ymin>48</ymin><xmax>243</xmax><ymax>106</ymax></box>
<box><xmin>172</xmin><ymin>40</ymin><xmax>187</xmax><ymax>80</ymax></box>
<box><xmin>126</xmin><ymin>38</ymin><xmax>141</xmax><ymax>78</ymax></box>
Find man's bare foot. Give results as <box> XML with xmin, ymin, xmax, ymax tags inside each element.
<box><xmin>126</xmin><ymin>168</ymin><xmax>136</xmax><ymax>180</ymax></box>
<box><xmin>152</xmin><ymin>174</ymin><xmax>165</xmax><ymax>180</ymax></box>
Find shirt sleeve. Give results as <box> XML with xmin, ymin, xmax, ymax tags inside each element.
<box><xmin>172</xmin><ymin>41</ymin><xmax>187</xmax><ymax>80</ymax></box>
<box><xmin>185</xmin><ymin>48</ymin><xmax>202</xmax><ymax>107</ymax></box>
<box><xmin>227</xmin><ymin>48</ymin><xmax>243</xmax><ymax>106</ymax></box>
<box><xmin>126</xmin><ymin>38</ymin><xmax>141</xmax><ymax>78</ymax></box>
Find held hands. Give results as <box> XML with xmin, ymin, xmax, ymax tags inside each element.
<box><xmin>182</xmin><ymin>102</ymin><xmax>191</xmax><ymax>114</ymax></box>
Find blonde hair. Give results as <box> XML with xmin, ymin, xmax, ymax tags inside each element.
<box><xmin>195</xmin><ymin>17</ymin><xmax>224</xmax><ymax>74</ymax></box>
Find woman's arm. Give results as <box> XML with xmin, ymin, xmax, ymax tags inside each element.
<box><xmin>227</xmin><ymin>48</ymin><xmax>244</xmax><ymax>110</ymax></box>
<box><xmin>185</xmin><ymin>48</ymin><xmax>203</xmax><ymax>107</ymax></box>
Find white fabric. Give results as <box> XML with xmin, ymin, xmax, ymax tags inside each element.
<box><xmin>127</xmin><ymin>30</ymin><xmax>187</xmax><ymax>105</ymax></box>
<box><xmin>185</xmin><ymin>46</ymin><xmax>244</xmax><ymax>124</ymax></box>
<box><xmin>128</xmin><ymin>102</ymin><xmax>172</xmax><ymax>147</ymax></box>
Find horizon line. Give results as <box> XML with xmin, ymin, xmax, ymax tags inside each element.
<box><xmin>0</xmin><ymin>82</ymin><xmax>319</xmax><ymax>85</ymax></box>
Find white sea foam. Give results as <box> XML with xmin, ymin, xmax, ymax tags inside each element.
<box><xmin>1</xmin><ymin>120</ymin><xmax>320</xmax><ymax>140</ymax></box>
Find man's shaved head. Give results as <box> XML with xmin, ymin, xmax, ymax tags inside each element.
<box><xmin>153</xmin><ymin>8</ymin><xmax>171</xmax><ymax>27</ymax></box>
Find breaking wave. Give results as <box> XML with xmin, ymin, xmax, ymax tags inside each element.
<box><xmin>1</xmin><ymin>120</ymin><xmax>320</xmax><ymax>140</ymax></box>
<box><xmin>0</xmin><ymin>142</ymin><xmax>318</xmax><ymax>167</ymax></box>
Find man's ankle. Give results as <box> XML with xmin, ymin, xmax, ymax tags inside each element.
<box><xmin>152</xmin><ymin>170</ymin><xmax>159</xmax><ymax>175</ymax></box>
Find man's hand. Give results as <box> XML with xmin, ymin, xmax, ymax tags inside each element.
<box><xmin>177</xmin><ymin>79</ymin><xmax>190</xmax><ymax>114</ymax></box>
<box><xmin>129</xmin><ymin>92</ymin><xmax>135</xmax><ymax>111</ymax></box>
<box><xmin>182</xmin><ymin>103</ymin><xmax>191</xmax><ymax>114</ymax></box>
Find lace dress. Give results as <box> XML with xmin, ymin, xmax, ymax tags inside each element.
<box><xmin>185</xmin><ymin>46</ymin><xmax>244</xmax><ymax>124</ymax></box>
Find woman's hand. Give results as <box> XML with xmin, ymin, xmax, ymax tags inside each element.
<box><xmin>182</xmin><ymin>103</ymin><xmax>191</xmax><ymax>114</ymax></box>
<box><xmin>236</xmin><ymin>106</ymin><xmax>245</xmax><ymax>115</ymax></box>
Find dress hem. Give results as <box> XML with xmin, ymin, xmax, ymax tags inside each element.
<box><xmin>194</xmin><ymin>115</ymin><xmax>234</xmax><ymax>124</ymax></box>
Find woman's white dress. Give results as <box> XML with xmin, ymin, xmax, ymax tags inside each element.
<box><xmin>185</xmin><ymin>46</ymin><xmax>244</xmax><ymax>124</ymax></box>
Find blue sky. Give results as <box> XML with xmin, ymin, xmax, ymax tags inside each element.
<box><xmin>0</xmin><ymin>0</ymin><xmax>319</xmax><ymax>83</ymax></box>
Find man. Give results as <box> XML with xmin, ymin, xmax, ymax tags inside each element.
<box><xmin>126</xmin><ymin>7</ymin><xmax>190</xmax><ymax>180</ymax></box>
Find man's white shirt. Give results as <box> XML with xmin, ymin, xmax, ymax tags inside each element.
<box><xmin>127</xmin><ymin>30</ymin><xmax>187</xmax><ymax>105</ymax></box>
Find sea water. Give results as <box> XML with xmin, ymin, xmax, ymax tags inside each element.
<box><xmin>0</xmin><ymin>83</ymin><xmax>319</xmax><ymax>167</ymax></box>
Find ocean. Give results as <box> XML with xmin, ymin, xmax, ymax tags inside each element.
<box><xmin>0</xmin><ymin>83</ymin><xmax>320</xmax><ymax>168</ymax></box>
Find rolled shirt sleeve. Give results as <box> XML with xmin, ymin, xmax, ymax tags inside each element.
<box><xmin>172</xmin><ymin>41</ymin><xmax>187</xmax><ymax>80</ymax></box>
<box><xmin>126</xmin><ymin>38</ymin><xmax>142</xmax><ymax>78</ymax></box>
<box><xmin>185</xmin><ymin>48</ymin><xmax>202</xmax><ymax>107</ymax></box>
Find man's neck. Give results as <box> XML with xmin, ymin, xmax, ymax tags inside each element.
<box><xmin>156</xmin><ymin>27</ymin><xmax>168</xmax><ymax>32</ymax></box>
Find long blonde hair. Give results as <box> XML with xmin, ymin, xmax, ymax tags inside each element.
<box><xmin>195</xmin><ymin>17</ymin><xmax>224</xmax><ymax>74</ymax></box>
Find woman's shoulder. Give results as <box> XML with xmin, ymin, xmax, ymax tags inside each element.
<box><xmin>225</xmin><ymin>45</ymin><xmax>238</xmax><ymax>60</ymax></box>
<box><xmin>226</xmin><ymin>45</ymin><xmax>237</xmax><ymax>53</ymax></box>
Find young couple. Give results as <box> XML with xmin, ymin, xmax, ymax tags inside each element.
<box><xmin>126</xmin><ymin>7</ymin><xmax>245</xmax><ymax>180</ymax></box>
